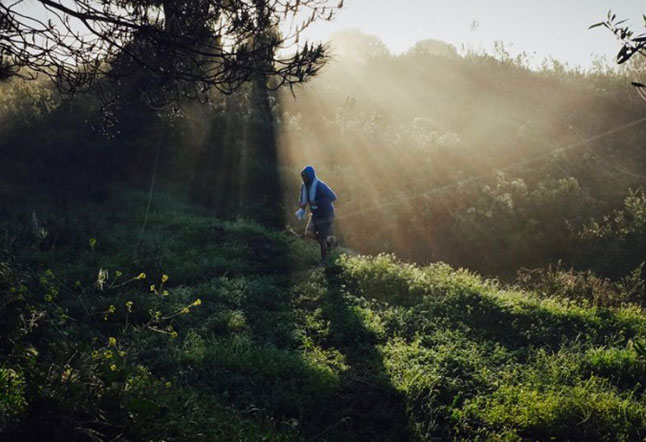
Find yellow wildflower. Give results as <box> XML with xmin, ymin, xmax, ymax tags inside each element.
<box><xmin>115</xmin><ymin>270</ymin><xmax>122</xmax><ymax>277</ymax></box>
<box><xmin>104</xmin><ymin>350</ymin><xmax>113</xmax><ymax>359</ymax></box>
<box><xmin>162</xmin><ymin>290</ymin><xmax>169</xmax><ymax>296</ymax></box>
<box><xmin>118</xmin><ymin>351</ymin><xmax>126</xmax><ymax>357</ymax></box>
<box><xmin>161</xmin><ymin>274</ymin><xmax>169</xmax><ymax>283</ymax></box>
<box><xmin>150</xmin><ymin>284</ymin><xmax>156</xmax><ymax>293</ymax></box>
<box><xmin>61</xmin><ymin>367</ymin><xmax>72</xmax><ymax>382</ymax></box>
<box><xmin>136</xmin><ymin>272</ymin><xmax>146</xmax><ymax>280</ymax></box>
<box><xmin>192</xmin><ymin>299</ymin><xmax>202</xmax><ymax>307</ymax></box>
<box><xmin>91</xmin><ymin>350</ymin><xmax>99</xmax><ymax>359</ymax></box>
<box><xmin>164</xmin><ymin>381</ymin><xmax>172</xmax><ymax>388</ymax></box>
<box><xmin>89</xmin><ymin>238</ymin><xmax>97</xmax><ymax>250</ymax></box>
<box><xmin>125</xmin><ymin>301</ymin><xmax>133</xmax><ymax>312</ymax></box>
<box><xmin>108</xmin><ymin>304</ymin><xmax>116</xmax><ymax>313</ymax></box>
<box><xmin>170</xmin><ymin>331</ymin><xmax>178</xmax><ymax>339</ymax></box>
<box><xmin>110</xmin><ymin>364</ymin><xmax>117</xmax><ymax>372</ymax></box>
<box><xmin>181</xmin><ymin>307</ymin><xmax>190</xmax><ymax>314</ymax></box>
<box><xmin>108</xmin><ymin>337</ymin><xmax>117</xmax><ymax>347</ymax></box>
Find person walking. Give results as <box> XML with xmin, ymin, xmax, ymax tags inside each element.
<box><xmin>295</xmin><ymin>165</ymin><xmax>337</xmax><ymax>264</ymax></box>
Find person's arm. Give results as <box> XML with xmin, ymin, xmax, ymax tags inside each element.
<box><xmin>313</xmin><ymin>183</ymin><xmax>337</xmax><ymax>206</ymax></box>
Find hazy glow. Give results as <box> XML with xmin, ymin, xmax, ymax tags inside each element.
<box><xmin>298</xmin><ymin>0</ymin><xmax>646</xmax><ymax>69</ymax></box>
<box><xmin>274</xmin><ymin>18</ymin><xmax>646</xmax><ymax>266</ymax></box>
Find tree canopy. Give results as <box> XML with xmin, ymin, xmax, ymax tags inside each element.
<box><xmin>0</xmin><ymin>0</ymin><xmax>341</xmax><ymax>105</ymax></box>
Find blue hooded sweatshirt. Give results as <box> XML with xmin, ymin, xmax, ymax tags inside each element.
<box><xmin>300</xmin><ymin>166</ymin><xmax>337</xmax><ymax>220</ymax></box>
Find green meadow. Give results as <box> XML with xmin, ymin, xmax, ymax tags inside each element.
<box><xmin>2</xmin><ymin>190</ymin><xmax>645</xmax><ymax>441</ymax></box>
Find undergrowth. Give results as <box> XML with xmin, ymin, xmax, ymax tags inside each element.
<box><xmin>1</xmin><ymin>190</ymin><xmax>645</xmax><ymax>441</ymax></box>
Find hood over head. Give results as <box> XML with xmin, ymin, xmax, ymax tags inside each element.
<box><xmin>301</xmin><ymin>165</ymin><xmax>316</xmax><ymax>184</ymax></box>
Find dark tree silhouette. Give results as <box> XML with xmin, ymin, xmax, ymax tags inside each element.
<box><xmin>0</xmin><ymin>0</ymin><xmax>341</xmax><ymax>105</ymax></box>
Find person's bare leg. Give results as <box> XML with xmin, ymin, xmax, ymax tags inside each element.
<box><xmin>304</xmin><ymin>217</ymin><xmax>317</xmax><ymax>240</ymax></box>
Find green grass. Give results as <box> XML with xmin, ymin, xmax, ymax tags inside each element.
<box><xmin>1</xmin><ymin>189</ymin><xmax>645</xmax><ymax>441</ymax></box>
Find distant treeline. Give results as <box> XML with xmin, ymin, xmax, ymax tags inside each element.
<box><xmin>1</xmin><ymin>30</ymin><xmax>645</xmax><ymax>278</ymax></box>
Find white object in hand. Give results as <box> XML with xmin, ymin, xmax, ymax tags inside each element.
<box><xmin>295</xmin><ymin>208</ymin><xmax>306</xmax><ymax>220</ymax></box>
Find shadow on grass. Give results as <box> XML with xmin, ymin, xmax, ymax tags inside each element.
<box><xmin>423</xmin><ymin>289</ymin><xmax>643</xmax><ymax>353</ymax></box>
<box><xmin>181</xmin><ymin>259</ymin><xmax>415</xmax><ymax>440</ymax></box>
<box><xmin>170</xmin><ymin>237</ymin><xmax>416</xmax><ymax>441</ymax></box>
<box><xmin>306</xmin><ymin>264</ymin><xmax>414</xmax><ymax>441</ymax></box>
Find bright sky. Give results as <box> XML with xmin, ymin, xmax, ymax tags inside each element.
<box><xmin>300</xmin><ymin>0</ymin><xmax>646</xmax><ymax>69</ymax></box>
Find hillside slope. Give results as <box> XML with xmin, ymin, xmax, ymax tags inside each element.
<box><xmin>1</xmin><ymin>191</ymin><xmax>646</xmax><ymax>441</ymax></box>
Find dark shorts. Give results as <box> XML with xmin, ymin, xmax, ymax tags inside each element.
<box><xmin>306</xmin><ymin>215</ymin><xmax>333</xmax><ymax>241</ymax></box>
